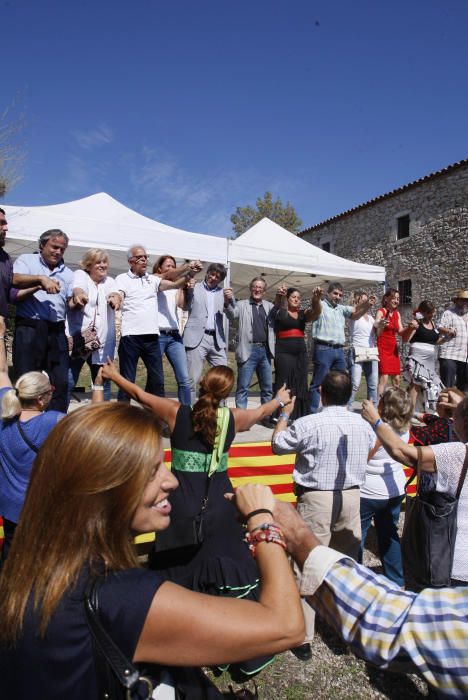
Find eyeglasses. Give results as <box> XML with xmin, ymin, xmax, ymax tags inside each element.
<box><xmin>132</xmin><ymin>255</ymin><xmax>148</xmax><ymax>262</ymax></box>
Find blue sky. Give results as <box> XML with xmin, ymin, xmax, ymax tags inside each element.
<box><xmin>3</xmin><ymin>0</ymin><xmax>468</xmax><ymax>237</ymax></box>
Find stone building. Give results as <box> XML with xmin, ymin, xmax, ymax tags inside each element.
<box><xmin>300</xmin><ymin>158</ymin><xmax>468</xmax><ymax>321</ymax></box>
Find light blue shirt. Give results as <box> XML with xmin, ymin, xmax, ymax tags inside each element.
<box><xmin>13</xmin><ymin>253</ymin><xmax>73</xmax><ymax>322</ymax></box>
<box><xmin>311</xmin><ymin>298</ymin><xmax>353</xmax><ymax>345</ymax></box>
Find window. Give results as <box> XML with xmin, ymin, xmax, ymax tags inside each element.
<box><xmin>321</xmin><ymin>242</ymin><xmax>331</xmax><ymax>253</ymax></box>
<box><xmin>397</xmin><ymin>214</ymin><xmax>410</xmax><ymax>240</ymax></box>
<box><xmin>398</xmin><ymin>279</ymin><xmax>412</xmax><ymax>305</ymax></box>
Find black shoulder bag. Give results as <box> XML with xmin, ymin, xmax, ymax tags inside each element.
<box><xmin>16</xmin><ymin>420</ymin><xmax>40</xmax><ymax>453</ymax></box>
<box><xmin>84</xmin><ymin>578</ymin><xmax>156</xmax><ymax>700</ymax></box>
<box><xmin>401</xmin><ymin>445</ymin><xmax>468</xmax><ymax>588</ymax></box>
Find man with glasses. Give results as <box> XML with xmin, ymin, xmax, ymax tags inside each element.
<box><xmin>115</xmin><ymin>245</ymin><xmax>186</xmax><ymax>402</ymax></box>
<box><xmin>183</xmin><ymin>262</ymin><xmax>233</xmax><ymax>404</ymax></box>
<box><xmin>225</xmin><ymin>277</ymin><xmax>277</xmax><ymax>410</ymax></box>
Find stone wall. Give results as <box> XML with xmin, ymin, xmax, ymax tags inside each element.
<box><xmin>302</xmin><ymin>165</ymin><xmax>468</xmax><ymax>322</ymax></box>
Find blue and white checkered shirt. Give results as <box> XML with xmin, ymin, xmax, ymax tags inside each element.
<box><xmin>301</xmin><ymin>546</ymin><xmax>468</xmax><ymax>697</ymax></box>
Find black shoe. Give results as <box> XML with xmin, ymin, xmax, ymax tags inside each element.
<box><xmin>290</xmin><ymin>642</ymin><xmax>312</xmax><ymax>661</ymax></box>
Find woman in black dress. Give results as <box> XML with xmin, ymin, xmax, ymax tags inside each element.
<box><xmin>273</xmin><ymin>286</ymin><xmax>321</xmax><ymax>420</ymax></box>
<box><xmin>102</xmin><ymin>360</ymin><xmax>292</xmax><ymax>685</ymax></box>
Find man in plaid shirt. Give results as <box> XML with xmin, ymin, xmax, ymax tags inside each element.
<box><xmin>438</xmin><ymin>289</ymin><xmax>468</xmax><ymax>392</ymax></box>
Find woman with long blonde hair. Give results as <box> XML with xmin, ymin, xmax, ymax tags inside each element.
<box><xmin>102</xmin><ymin>360</ymin><xmax>292</xmax><ymax>685</ymax></box>
<box><xmin>0</xmin><ymin>402</ymin><xmax>303</xmax><ymax>698</ymax></box>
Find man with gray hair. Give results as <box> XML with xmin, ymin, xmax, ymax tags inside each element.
<box><xmin>224</xmin><ymin>276</ymin><xmax>277</xmax><ymax>409</ymax></box>
<box><xmin>12</xmin><ymin>229</ymin><xmax>74</xmax><ymax>412</ymax></box>
<box><xmin>114</xmin><ymin>245</ymin><xmax>186</xmax><ymax>402</ymax></box>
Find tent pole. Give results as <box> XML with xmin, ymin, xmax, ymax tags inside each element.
<box><xmin>224</xmin><ymin>239</ymin><xmax>232</xmax><ymax>357</ymax></box>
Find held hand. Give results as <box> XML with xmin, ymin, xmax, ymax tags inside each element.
<box><xmin>312</xmin><ymin>286</ymin><xmax>323</xmax><ymax>301</ymax></box>
<box><xmin>41</xmin><ymin>277</ymin><xmax>60</xmax><ymax>294</ymax></box>
<box><xmin>438</xmin><ymin>389</ymin><xmax>463</xmax><ymax>414</ymax></box>
<box><xmin>275</xmin><ymin>384</ymin><xmax>292</xmax><ymax>407</ymax></box>
<box><xmin>225</xmin><ymin>483</ymin><xmax>276</xmax><ymax>520</ymax></box>
<box><xmin>189</xmin><ymin>260</ymin><xmax>203</xmax><ymax>272</ymax></box>
<box><xmin>101</xmin><ymin>358</ymin><xmax>119</xmax><ymax>381</ymax></box>
<box><xmin>107</xmin><ymin>293</ymin><xmax>121</xmax><ymax>311</ymax></box>
<box><xmin>368</xmin><ymin>294</ymin><xmax>377</xmax><ymax>306</ymax></box>
<box><xmin>408</xmin><ymin>320</ymin><xmax>419</xmax><ymax>330</ymax></box>
<box><xmin>361</xmin><ymin>399</ymin><xmax>380</xmax><ymax>425</ymax></box>
<box><xmin>73</xmin><ymin>291</ymin><xmax>89</xmax><ymax>308</ymax></box>
<box><xmin>375</xmin><ymin>318</ymin><xmax>387</xmax><ymax>330</ymax></box>
<box><xmin>223</xmin><ymin>287</ymin><xmax>234</xmax><ymax>302</ymax></box>
<box><xmin>277</xmin><ymin>285</ymin><xmax>287</xmax><ymax>297</ymax></box>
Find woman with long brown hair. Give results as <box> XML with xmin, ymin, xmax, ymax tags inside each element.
<box><xmin>102</xmin><ymin>360</ymin><xmax>292</xmax><ymax>685</ymax></box>
<box><xmin>0</xmin><ymin>402</ymin><xmax>304</xmax><ymax>698</ymax></box>
<box><xmin>375</xmin><ymin>288</ymin><xmax>405</xmax><ymax>397</ymax></box>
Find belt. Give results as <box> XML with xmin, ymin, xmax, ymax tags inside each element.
<box><xmin>252</xmin><ymin>341</ymin><xmax>267</xmax><ymax>346</ymax></box>
<box><xmin>204</xmin><ymin>329</ymin><xmax>216</xmax><ymax>336</ymax></box>
<box><xmin>277</xmin><ymin>329</ymin><xmax>305</xmax><ymax>339</ymax></box>
<box><xmin>160</xmin><ymin>329</ymin><xmax>179</xmax><ymax>336</ymax></box>
<box><xmin>295</xmin><ymin>484</ymin><xmax>359</xmax><ymax>495</ymax></box>
<box><xmin>315</xmin><ymin>339</ymin><xmax>344</xmax><ymax>349</ymax></box>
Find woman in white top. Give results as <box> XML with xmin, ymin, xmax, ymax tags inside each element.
<box><xmin>68</xmin><ymin>249</ymin><xmax>121</xmax><ymax>402</ymax></box>
<box><xmin>362</xmin><ymin>390</ymin><xmax>468</xmax><ymax>586</ymax></box>
<box><xmin>152</xmin><ymin>255</ymin><xmax>197</xmax><ymax>405</ymax></box>
<box><xmin>348</xmin><ymin>291</ymin><xmax>385</xmax><ymax>407</ymax></box>
<box><xmin>359</xmin><ymin>387</ymin><xmax>413</xmax><ymax>586</ymax></box>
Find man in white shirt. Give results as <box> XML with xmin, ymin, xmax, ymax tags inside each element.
<box><xmin>272</xmin><ymin>369</ymin><xmax>375</xmax><ymax>656</ymax></box>
<box><xmin>115</xmin><ymin>245</ymin><xmax>185</xmax><ymax>402</ymax></box>
<box><xmin>438</xmin><ymin>289</ymin><xmax>468</xmax><ymax>392</ymax></box>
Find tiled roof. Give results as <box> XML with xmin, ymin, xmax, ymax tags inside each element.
<box><xmin>300</xmin><ymin>157</ymin><xmax>468</xmax><ymax>236</ymax></box>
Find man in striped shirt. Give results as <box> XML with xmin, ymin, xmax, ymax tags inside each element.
<box><xmin>275</xmin><ymin>500</ymin><xmax>468</xmax><ymax>698</ymax></box>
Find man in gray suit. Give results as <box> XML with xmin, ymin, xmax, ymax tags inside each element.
<box><xmin>183</xmin><ymin>262</ymin><xmax>233</xmax><ymax>403</ymax></box>
<box><xmin>225</xmin><ymin>277</ymin><xmax>277</xmax><ymax>409</ymax></box>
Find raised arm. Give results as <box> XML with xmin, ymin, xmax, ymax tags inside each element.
<box><xmin>159</xmin><ymin>274</ymin><xmax>188</xmax><ymax>292</ymax></box>
<box><xmin>134</xmin><ymin>484</ymin><xmax>304</xmax><ymax>666</ymax></box>
<box><xmin>0</xmin><ymin>316</ymin><xmax>12</xmax><ymax>389</ymax></box>
<box><xmin>361</xmin><ymin>399</ymin><xmax>435</xmax><ymax>471</ymax></box>
<box><xmin>101</xmin><ymin>360</ymin><xmax>180</xmax><ymax>430</ymax></box>
<box><xmin>304</xmin><ymin>286</ymin><xmax>322</xmax><ymax>322</ymax></box>
<box><xmin>232</xmin><ymin>384</ymin><xmax>292</xmax><ymax>432</ymax></box>
<box><xmin>350</xmin><ymin>294</ymin><xmax>376</xmax><ymax>321</ymax></box>
<box><xmin>400</xmin><ymin>318</ymin><xmax>418</xmax><ymax>343</ymax></box>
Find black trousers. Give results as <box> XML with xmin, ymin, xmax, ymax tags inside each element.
<box><xmin>13</xmin><ymin>318</ymin><xmax>69</xmax><ymax>412</ymax></box>
<box><xmin>439</xmin><ymin>358</ymin><xmax>468</xmax><ymax>392</ymax></box>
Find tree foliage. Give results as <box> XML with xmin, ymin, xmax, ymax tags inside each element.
<box><xmin>230</xmin><ymin>191</ymin><xmax>302</xmax><ymax>237</ymax></box>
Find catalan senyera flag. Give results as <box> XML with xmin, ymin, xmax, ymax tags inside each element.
<box><xmin>0</xmin><ymin>442</ymin><xmax>416</xmax><ymax>549</ymax></box>
<box><xmin>133</xmin><ymin>441</ymin><xmax>416</xmax><ymax>545</ymax></box>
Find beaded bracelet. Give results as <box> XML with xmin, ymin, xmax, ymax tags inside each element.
<box><xmin>244</xmin><ymin>522</ymin><xmax>287</xmax><ymax>558</ymax></box>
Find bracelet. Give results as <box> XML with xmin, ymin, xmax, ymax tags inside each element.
<box><xmin>244</xmin><ymin>523</ymin><xmax>287</xmax><ymax>558</ymax></box>
<box><xmin>372</xmin><ymin>418</ymin><xmax>382</xmax><ymax>431</ymax></box>
<box><xmin>278</xmin><ymin>412</ymin><xmax>289</xmax><ymax>422</ymax></box>
<box><xmin>245</xmin><ymin>508</ymin><xmax>273</xmax><ymax>521</ymax></box>
<box><xmin>274</xmin><ymin>396</ymin><xmax>285</xmax><ymax>409</ymax></box>
<box><xmin>92</xmin><ymin>385</ymin><xmax>104</xmax><ymax>391</ymax></box>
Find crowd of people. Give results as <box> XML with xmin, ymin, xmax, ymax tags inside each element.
<box><xmin>0</xmin><ymin>212</ymin><xmax>468</xmax><ymax>699</ymax></box>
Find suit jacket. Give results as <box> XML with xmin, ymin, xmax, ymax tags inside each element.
<box><xmin>225</xmin><ymin>298</ymin><xmax>276</xmax><ymax>364</ymax></box>
<box><xmin>183</xmin><ymin>282</ymin><xmax>228</xmax><ymax>349</ymax></box>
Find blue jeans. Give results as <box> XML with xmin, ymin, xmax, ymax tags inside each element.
<box><xmin>359</xmin><ymin>495</ymin><xmax>404</xmax><ymax>586</ymax></box>
<box><xmin>118</xmin><ymin>334</ymin><xmax>164</xmax><ymax>402</ymax></box>
<box><xmin>158</xmin><ymin>331</ymin><xmax>191</xmax><ymax>405</ymax></box>
<box><xmin>235</xmin><ymin>344</ymin><xmax>273</xmax><ymax>409</ymax></box>
<box><xmin>309</xmin><ymin>344</ymin><xmax>347</xmax><ymax>413</ymax></box>
<box><xmin>349</xmin><ymin>359</ymin><xmax>378</xmax><ymax>407</ymax></box>
<box><xmin>68</xmin><ymin>357</ymin><xmax>112</xmax><ymax>402</ymax></box>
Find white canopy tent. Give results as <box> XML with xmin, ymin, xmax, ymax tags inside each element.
<box><xmin>3</xmin><ymin>193</ymin><xmax>385</xmax><ymax>296</ymax></box>
<box><xmin>228</xmin><ymin>218</ymin><xmax>385</xmax><ymax>298</ymax></box>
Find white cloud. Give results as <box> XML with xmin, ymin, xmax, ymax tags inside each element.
<box><xmin>73</xmin><ymin>124</ymin><xmax>114</xmax><ymax>150</ymax></box>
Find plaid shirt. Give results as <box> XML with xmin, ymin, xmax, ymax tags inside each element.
<box><xmin>310</xmin><ymin>298</ymin><xmax>353</xmax><ymax>345</ymax></box>
<box><xmin>301</xmin><ymin>546</ymin><xmax>468</xmax><ymax>697</ymax></box>
<box><xmin>272</xmin><ymin>406</ymin><xmax>375</xmax><ymax>490</ymax></box>
<box><xmin>439</xmin><ymin>306</ymin><xmax>468</xmax><ymax>362</ymax></box>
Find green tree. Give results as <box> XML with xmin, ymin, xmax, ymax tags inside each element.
<box><xmin>230</xmin><ymin>191</ymin><xmax>303</xmax><ymax>237</ymax></box>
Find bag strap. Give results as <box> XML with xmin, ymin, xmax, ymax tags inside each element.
<box><xmin>455</xmin><ymin>446</ymin><xmax>468</xmax><ymax>500</ymax></box>
<box><xmin>84</xmin><ymin>578</ymin><xmax>152</xmax><ymax>698</ymax></box>
<box><xmin>16</xmin><ymin>420</ymin><xmax>40</xmax><ymax>454</ymax></box>
<box><xmin>208</xmin><ymin>407</ymin><xmax>230</xmax><ymax>478</ymax></box>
